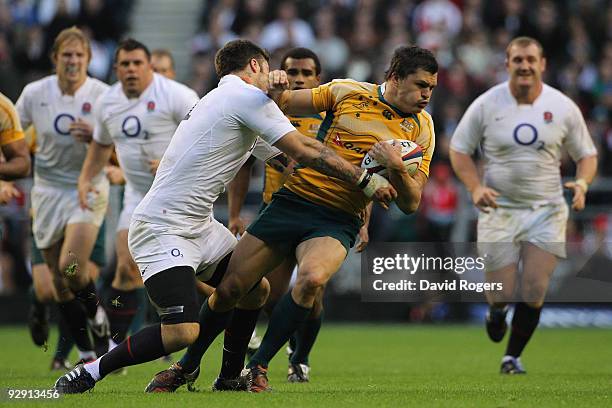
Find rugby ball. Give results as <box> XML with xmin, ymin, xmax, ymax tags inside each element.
<box><xmin>361</xmin><ymin>139</ymin><xmax>422</xmax><ymax>177</ymax></box>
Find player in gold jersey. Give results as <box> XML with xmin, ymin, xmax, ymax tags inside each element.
<box><xmin>227</xmin><ymin>48</ymin><xmax>373</xmax><ymax>383</ymax></box>
<box><xmin>0</xmin><ymin>92</ymin><xmax>30</xmax><ymax>185</ymax></box>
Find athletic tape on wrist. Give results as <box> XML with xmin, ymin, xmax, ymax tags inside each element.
<box><xmin>362</xmin><ymin>173</ymin><xmax>390</xmax><ymax>198</ymax></box>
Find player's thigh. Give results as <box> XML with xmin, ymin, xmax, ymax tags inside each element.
<box><xmin>59</xmin><ymin>222</ymin><xmax>99</xmax><ymax>286</ymax></box>
<box><xmin>215</xmin><ymin>232</ymin><xmax>288</xmax><ymax>305</ymax></box>
<box><xmin>484</xmin><ymin>263</ymin><xmax>517</xmax><ymax>306</ymax></box>
<box><xmin>295</xmin><ymin>236</ymin><xmax>347</xmax><ymax>290</ymax></box>
<box><xmin>266</xmin><ymin>256</ymin><xmax>296</xmax><ymax>303</ymax></box>
<box><xmin>520</xmin><ymin>242</ymin><xmax>557</xmax><ymax>307</ymax></box>
<box><xmin>31</xmin><ymin>263</ymin><xmax>56</xmax><ymax>302</ymax></box>
<box><xmin>113</xmin><ymin>229</ymin><xmax>142</xmax><ymax>287</ymax></box>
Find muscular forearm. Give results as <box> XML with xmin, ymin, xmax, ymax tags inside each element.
<box><xmin>296</xmin><ymin>139</ymin><xmax>361</xmax><ymax>185</ymax></box>
<box><xmin>273</xmin><ymin>89</ymin><xmax>317</xmax><ymax>116</ymax></box>
<box><xmin>449</xmin><ymin>149</ymin><xmax>480</xmax><ymax>192</ymax></box>
<box><xmin>575</xmin><ymin>155</ymin><xmax>598</xmax><ymax>184</ymax></box>
<box><xmin>80</xmin><ymin>142</ymin><xmax>112</xmax><ymax>184</ymax></box>
<box><xmin>0</xmin><ymin>156</ymin><xmax>30</xmax><ymax>180</ymax></box>
<box><xmin>387</xmin><ymin>167</ymin><xmax>423</xmax><ymax>214</ymax></box>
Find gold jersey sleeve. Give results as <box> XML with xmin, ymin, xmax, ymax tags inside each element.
<box><xmin>285</xmin><ymin>79</ymin><xmax>435</xmax><ymax>216</ymax></box>
<box><xmin>0</xmin><ymin>92</ymin><xmax>24</xmax><ymax>146</ymax></box>
<box><xmin>263</xmin><ymin>113</ymin><xmax>324</xmax><ymax>204</ymax></box>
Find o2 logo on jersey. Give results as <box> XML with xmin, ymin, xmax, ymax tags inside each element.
<box><xmin>121</xmin><ymin>115</ymin><xmax>146</xmax><ymax>138</ymax></box>
<box><xmin>53</xmin><ymin>113</ymin><xmax>76</xmax><ymax>136</ymax></box>
<box><xmin>513</xmin><ymin>123</ymin><xmax>545</xmax><ymax>150</ymax></box>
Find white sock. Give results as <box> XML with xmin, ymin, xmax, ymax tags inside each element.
<box><xmin>83</xmin><ymin>358</ymin><xmax>101</xmax><ymax>381</ymax></box>
<box><xmin>78</xmin><ymin>350</ymin><xmax>96</xmax><ymax>361</ymax></box>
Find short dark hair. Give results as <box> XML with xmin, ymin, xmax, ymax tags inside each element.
<box><xmin>280</xmin><ymin>47</ymin><xmax>321</xmax><ymax>75</ymax></box>
<box><xmin>215</xmin><ymin>39</ymin><xmax>270</xmax><ymax>77</ymax></box>
<box><xmin>151</xmin><ymin>48</ymin><xmax>175</xmax><ymax>70</ymax></box>
<box><xmin>114</xmin><ymin>38</ymin><xmax>151</xmax><ymax>63</ymax></box>
<box><xmin>385</xmin><ymin>45</ymin><xmax>438</xmax><ymax>80</ymax></box>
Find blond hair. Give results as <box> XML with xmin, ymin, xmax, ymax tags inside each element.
<box><xmin>51</xmin><ymin>26</ymin><xmax>91</xmax><ymax>62</ymax></box>
<box><xmin>506</xmin><ymin>36</ymin><xmax>544</xmax><ymax>59</ymax></box>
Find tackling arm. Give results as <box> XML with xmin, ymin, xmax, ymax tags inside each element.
<box><xmin>274</xmin><ymin>130</ymin><xmax>397</xmax><ymax>208</ymax></box>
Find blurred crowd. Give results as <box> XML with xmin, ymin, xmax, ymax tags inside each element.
<box><xmin>0</xmin><ymin>0</ymin><xmax>134</xmax><ymax>99</ymax></box>
<box><xmin>0</xmin><ymin>0</ymin><xmax>611</xmax><ymax>293</ymax></box>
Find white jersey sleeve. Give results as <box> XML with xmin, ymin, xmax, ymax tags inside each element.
<box><xmin>233</xmin><ymin>91</ymin><xmax>295</xmax><ymax>146</ymax></box>
<box><xmin>563</xmin><ymin>102</ymin><xmax>597</xmax><ymax>161</ymax></box>
<box><xmin>170</xmin><ymin>83</ymin><xmax>199</xmax><ymax>123</ymax></box>
<box><xmin>93</xmin><ymin>93</ymin><xmax>113</xmax><ymax>146</ymax></box>
<box><xmin>251</xmin><ymin>137</ymin><xmax>282</xmax><ymax>162</ymax></box>
<box><xmin>450</xmin><ymin>95</ymin><xmax>484</xmax><ymax>155</ymax></box>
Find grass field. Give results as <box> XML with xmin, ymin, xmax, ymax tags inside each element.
<box><xmin>1</xmin><ymin>324</ymin><xmax>611</xmax><ymax>407</ymax></box>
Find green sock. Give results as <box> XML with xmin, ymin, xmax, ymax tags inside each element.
<box><xmin>248</xmin><ymin>293</ymin><xmax>311</xmax><ymax>369</ymax></box>
<box><xmin>291</xmin><ymin>311</ymin><xmax>323</xmax><ymax>365</ymax></box>
<box><xmin>179</xmin><ymin>298</ymin><xmax>233</xmax><ymax>373</ymax></box>
<box><xmin>54</xmin><ymin>309</ymin><xmax>74</xmax><ymax>360</ymax></box>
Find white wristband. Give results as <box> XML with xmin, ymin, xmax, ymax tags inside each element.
<box><xmin>362</xmin><ymin>173</ymin><xmax>390</xmax><ymax>198</ymax></box>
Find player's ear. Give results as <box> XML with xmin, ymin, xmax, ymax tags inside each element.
<box><xmin>541</xmin><ymin>57</ymin><xmax>547</xmax><ymax>73</ymax></box>
<box><xmin>249</xmin><ymin>58</ymin><xmax>259</xmax><ymax>74</ymax></box>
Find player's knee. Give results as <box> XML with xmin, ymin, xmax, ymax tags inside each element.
<box><xmin>35</xmin><ymin>286</ymin><xmax>55</xmax><ymax>303</ymax></box>
<box><xmin>521</xmin><ymin>279</ymin><xmax>548</xmax><ymax>303</ymax></box>
<box><xmin>243</xmin><ymin>278</ymin><xmax>270</xmax><ymax>308</ymax></box>
<box><xmin>299</xmin><ymin>267</ymin><xmax>329</xmax><ymax>292</ymax></box>
<box><xmin>115</xmin><ymin>262</ymin><xmax>141</xmax><ymax>286</ymax></box>
<box><xmin>215</xmin><ymin>279</ymin><xmax>244</xmax><ymax>306</ymax></box>
<box><xmin>164</xmin><ymin>322</ymin><xmax>200</xmax><ymax>349</ymax></box>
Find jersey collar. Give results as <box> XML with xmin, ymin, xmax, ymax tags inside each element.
<box><xmin>378</xmin><ymin>82</ymin><xmax>418</xmax><ymax>121</ymax></box>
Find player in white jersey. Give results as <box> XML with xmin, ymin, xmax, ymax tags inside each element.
<box><xmin>16</xmin><ymin>27</ymin><xmax>111</xmax><ymax>363</ymax></box>
<box><xmin>151</xmin><ymin>49</ymin><xmax>176</xmax><ymax>81</ymax></box>
<box><xmin>78</xmin><ymin>39</ymin><xmax>200</xmax><ymax>352</ymax></box>
<box><xmin>450</xmin><ymin>37</ymin><xmax>598</xmax><ymax>374</ymax></box>
<box><xmin>54</xmin><ymin>39</ymin><xmax>395</xmax><ymax>394</ymax></box>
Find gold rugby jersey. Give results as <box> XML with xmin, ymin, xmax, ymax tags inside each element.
<box><xmin>262</xmin><ymin>113</ymin><xmax>323</xmax><ymax>204</ymax></box>
<box><xmin>0</xmin><ymin>92</ymin><xmax>24</xmax><ymax>146</ymax></box>
<box><xmin>284</xmin><ymin>79</ymin><xmax>435</xmax><ymax>216</ymax></box>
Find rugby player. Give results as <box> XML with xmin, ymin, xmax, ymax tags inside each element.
<box><xmin>450</xmin><ymin>37</ymin><xmax>598</xmax><ymax>374</ymax></box>
<box><xmin>16</xmin><ymin>27</ymin><xmax>110</xmax><ymax>363</ymax></box>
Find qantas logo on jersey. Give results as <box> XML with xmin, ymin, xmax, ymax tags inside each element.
<box><xmin>332</xmin><ymin>133</ymin><xmax>366</xmax><ymax>154</ymax></box>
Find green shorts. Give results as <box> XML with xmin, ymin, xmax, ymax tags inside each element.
<box><xmin>30</xmin><ymin>220</ymin><xmax>107</xmax><ymax>267</ymax></box>
<box><xmin>247</xmin><ymin>188</ymin><xmax>360</xmax><ymax>253</ymax></box>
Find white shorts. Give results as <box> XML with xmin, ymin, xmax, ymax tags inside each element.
<box><xmin>477</xmin><ymin>204</ymin><xmax>568</xmax><ymax>271</ymax></box>
<box><xmin>31</xmin><ymin>182</ymin><xmax>109</xmax><ymax>249</ymax></box>
<box><xmin>117</xmin><ymin>185</ymin><xmax>145</xmax><ymax>232</ymax></box>
<box><xmin>128</xmin><ymin>217</ymin><xmax>237</xmax><ymax>282</ymax></box>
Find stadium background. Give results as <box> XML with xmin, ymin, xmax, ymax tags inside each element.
<box><xmin>0</xmin><ymin>0</ymin><xmax>611</xmax><ymax>328</ymax></box>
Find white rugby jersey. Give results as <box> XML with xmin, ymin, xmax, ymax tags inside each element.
<box><xmin>132</xmin><ymin>74</ymin><xmax>295</xmax><ymax>236</ymax></box>
<box><xmin>93</xmin><ymin>73</ymin><xmax>199</xmax><ymax>194</ymax></box>
<box><xmin>16</xmin><ymin>75</ymin><xmax>109</xmax><ymax>188</ymax></box>
<box><xmin>451</xmin><ymin>82</ymin><xmax>597</xmax><ymax>207</ymax></box>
